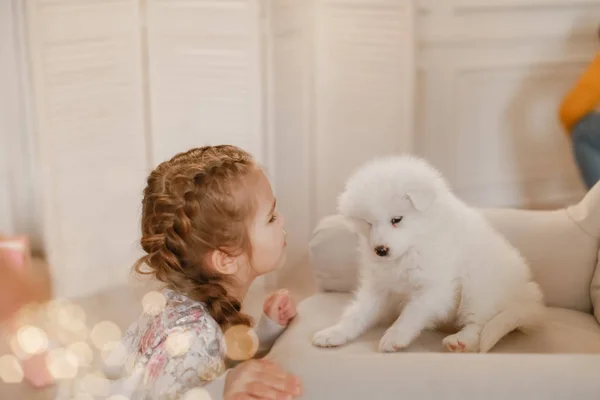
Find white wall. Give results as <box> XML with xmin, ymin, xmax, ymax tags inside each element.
<box><xmin>6</xmin><ymin>0</ymin><xmax>600</xmax><ymax>298</ymax></box>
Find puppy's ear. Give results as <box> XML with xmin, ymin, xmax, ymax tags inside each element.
<box><xmin>405</xmin><ymin>187</ymin><xmax>436</xmax><ymax>211</ymax></box>
<box><xmin>342</xmin><ymin>216</ymin><xmax>371</xmax><ymax>237</ymax></box>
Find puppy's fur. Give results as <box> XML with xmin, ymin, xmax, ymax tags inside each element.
<box><xmin>312</xmin><ymin>156</ymin><xmax>545</xmax><ymax>353</ymax></box>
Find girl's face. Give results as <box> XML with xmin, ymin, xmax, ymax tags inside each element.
<box><xmin>245</xmin><ymin>169</ymin><xmax>286</xmax><ymax>276</ymax></box>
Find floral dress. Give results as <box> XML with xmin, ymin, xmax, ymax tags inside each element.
<box><xmin>104</xmin><ymin>289</ymin><xmax>285</xmax><ymax>399</ymax></box>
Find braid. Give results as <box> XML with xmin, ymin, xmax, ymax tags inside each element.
<box><xmin>134</xmin><ymin>145</ymin><xmax>257</xmax><ymax>328</ymax></box>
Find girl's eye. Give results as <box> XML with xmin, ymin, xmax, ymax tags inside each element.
<box><xmin>269</xmin><ymin>213</ymin><xmax>278</xmax><ymax>223</ymax></box>
<box><xmin>391</xmin><ymin>217</ymin><xmax>403</xmax><ymax>225</ymax></box>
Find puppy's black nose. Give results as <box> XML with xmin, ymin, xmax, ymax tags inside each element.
<box><xmin>374</xmin><ymin>245</ymin><xmax>389</xmax><ymax>257</ymax></box>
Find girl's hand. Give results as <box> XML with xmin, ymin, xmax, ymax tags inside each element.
<box><xmin>263</xmin><ymin>289</ymin><xmax>297</xmax><ymax>327</ymax></box>
<box><xmin>224</xmin><ymin>359</ymin><xmax>302</xmax><ymax>400</ymax></box>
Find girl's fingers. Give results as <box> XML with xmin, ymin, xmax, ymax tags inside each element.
<box><xmin>230</xmin><ymin>394</ymin><xmax>261</xmax><ymax>400</ymax></box>
<box><xmin>279</xmin><ymin>310</ymin><xmax>290</xmax><ymax>323</ymax></box>
<box><xmin>244</xmin><ymin>381</ymin><xmax>281</xmax><ymax>400</ymax></box>
<box><xmin>233</xmin><ymin>360</ymin><xmax>302</xmax><ymax>399</ymax></box>
<box><xmin>255</xmin><ymin>372</ymin><xmax>301</xmax><ymax>397</ymax></box>
<box><xmin>253</xmin><ymin>360</ymin><xmax>289</xmax><ymax>380</ymax></box>
<box><xmin>281</xmin><ymin>302</ymin><xmax>296</xmax><ymax>317</ymax></box>
<box><xmin>263</xmin><ymin>295</ymin><xmax>276</xmax><ymax>313</ymax></box>
<box><xmin>277</xmin><ymin>296</ymin><xmax>289</xmax><ymax>310</ymax></box>
<box><xmin>253</xmin><ymin>361</ymin><xmax>301</xmax><ymax>393</ymax></box>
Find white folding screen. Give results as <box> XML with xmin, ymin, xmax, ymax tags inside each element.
<box><xmin>146</xmin><ymin>0</ymin><xmax>265</xmax><ymax>166</ymax></box>
<box><xmin>21</xmin><ymin>0</ymin><xmax>288</xmax><ymax>298</ymax></box>
<box><xmin>314</xmin><ymin>0</ymin><xmax>416</xmax><ymax>220</ymax></box>
<box><xmin>266</xmin><ymin>0</ymin><xmax>313</xmax><ymax>273</ymax></box>
<box><xmin>25</xmin><ymin>0</ymin><xmax>150</xmax><ymax>298</ymax></box>
<box><xmin>0</xmin><ymin>1</ymin><xmax>40</xmax><ymax>245</ymax></box>
<box><xmin>0</xmin><ymin>1</ymin><xmax>18</xmax><ymax>235</ymax></box>
<box><xmin>21</xmin><ymin>0</ymin><xmax>417</xmax><ymax>298</ymax></box>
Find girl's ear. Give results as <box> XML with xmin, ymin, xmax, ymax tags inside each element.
<box><xmin>209</xmin><ymin>249</ymin><xmax>238</xmax><ymax>275</ymax></box>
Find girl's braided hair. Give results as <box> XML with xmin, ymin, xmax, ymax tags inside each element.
<box><xmin>134</xmin><ymin>145</ymin><xmax>259</xmax><ymax>328</ymax></box>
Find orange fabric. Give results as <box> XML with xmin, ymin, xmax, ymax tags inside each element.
<box><xmin>558</xmin><ymin>52</ymin><xmax>600</xmax><ymax>133</ymax></box>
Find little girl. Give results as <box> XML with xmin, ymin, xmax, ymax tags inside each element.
<box><xmin>107</xmin><ymin>145</ymin><xmax>302</xmax><ymax>399</ymax></box>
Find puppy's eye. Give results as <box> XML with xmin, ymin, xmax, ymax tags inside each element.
<box><xmin>391</xmin><ymin>217</ymin><xmax>403</xmax><ymax>225</ymax></box>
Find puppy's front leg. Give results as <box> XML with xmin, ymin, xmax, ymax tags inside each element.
<box><xmin>379</xmin><ymin>288</ymin><xmax>448</xmax><ymax>352</ymax></box>
<box><xmin>313</xmin><ymin>283</ymin><xmax>386</xmax><ymax>348</ymax></box>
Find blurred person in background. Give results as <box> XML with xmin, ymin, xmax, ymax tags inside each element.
<box><xmin>559</xmin><ymin>25</ymin><xmax>600</xmax><ymax>189</ymax></box>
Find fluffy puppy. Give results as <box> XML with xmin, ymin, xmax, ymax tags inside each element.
<box><xmin>312</xmin><ymin>156</ymin><xmax>545</xmax><ymax>353</ymax></box>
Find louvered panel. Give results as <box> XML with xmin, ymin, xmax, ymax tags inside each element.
<box><xmin>0</xmin><ymin>1</ymin><xmax>17</xmax><ymax>235</ymax></box>
<box><xmin>0</xmin><ymin>143</ymin><xmax>13</xmax><ymax>233</ymax></box>
<box><xmin>315</xmin><ymin>0</ymin><xmax>415</xmax><ymax>218</ymax></box>
<box><xmin>147</xmin><ymin>0</ymin><xmax>264</xmax><ymax>165</ymax></box>
<box><xmin>26</xmin><ymin>0</ymin><xmax>148</xmax><ymax>298</ymax></box>
<box><xmin>268</xmin><ymin>0</ymin><xmax>312</xmax><ymax>272</ymax></box>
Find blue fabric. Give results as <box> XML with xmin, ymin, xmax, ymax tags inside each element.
<box><xmin>572</xmin><ymin>112</ymin><xmax>600</xmax><ymax>189</ymax></box>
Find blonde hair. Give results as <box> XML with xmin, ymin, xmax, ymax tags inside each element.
<box><xmin>134</xmin><ymin>145</ymin><xmax>259</xmax><ymax>328</ymax></box>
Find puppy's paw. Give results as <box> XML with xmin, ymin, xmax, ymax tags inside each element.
<box><xmin>312</xmin><ymin>325</ymin><xmax>350</xmax><ymax>348</ymax></box>
<box><xmin>442</xmin><ymin>331</ymin><xmax>480</xmax><ymax>353</ymax></box>
<box><xmin>378</xmin><ymin>328</ymin><xmax>411</xmax><ymax>353</ymax></box>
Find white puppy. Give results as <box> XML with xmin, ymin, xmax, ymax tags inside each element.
<box><xmin>312</xmin><ymin>155</ymin><xmax>545</xmax><ymax>353</ymax></box>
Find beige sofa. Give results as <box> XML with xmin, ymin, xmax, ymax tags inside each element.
<box><xmin>267</xmin><ymin>184</ymin><xmax>600</xmax><ymax>399</ymax></box>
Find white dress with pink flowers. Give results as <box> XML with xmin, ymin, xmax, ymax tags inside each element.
<box><xmin>104</xmin><ymin>289</ymin><xmax>285</xmax><ymax>399</ymax></box>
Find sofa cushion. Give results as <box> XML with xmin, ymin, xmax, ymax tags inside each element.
<box><xmin>277</xmin><ymin>293</ymin><xmax>600</xmax><ymax>355</ymax></box>
<box><xmin>266</xmin><ymin>293</ymin><xmax>600</xmax><ymax>399</ymax></box>
<box><xmin>593</xmin><ymin>249</ymin><xmax>600</xmax><ymax>324</ymax></box>
<box><xmin>308</xmin><ymin>215</ymin><xmax>359</xmax><ymax>293</ymax></box>
<box><xmin>567</xmin><ymin>181</ymin><xmax>600</xmax><ymax>323</ymax></box>
<box><xmin>482</xmin><ymin>207</ymin><xmax>597</xmax><ymax>313</ymax></box>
